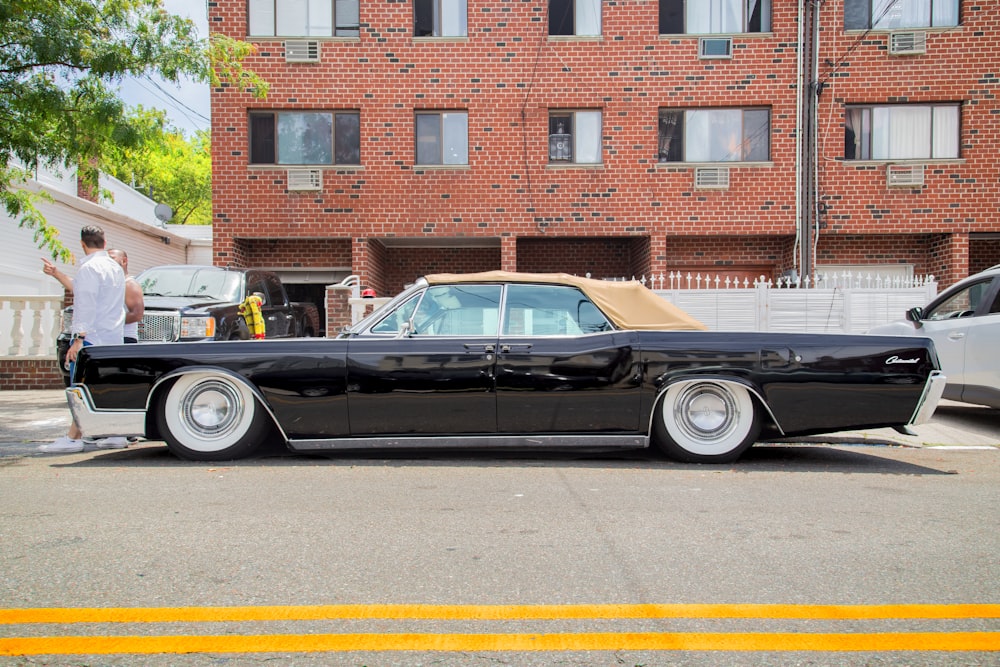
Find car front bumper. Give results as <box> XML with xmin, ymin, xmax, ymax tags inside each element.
<box><xmin>65</xmin><ymin>386</ymin><xmax>146</xmax><ymax>440</ymax></box>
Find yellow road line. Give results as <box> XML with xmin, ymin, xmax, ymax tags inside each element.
<box><xmin>2</xmin><ymin>604</ymin><xmax>999</xmax><ymax>624</ymax></box>
<box><xmin>1</xmin><ymin>632</ymin><xmax>998</xmax><ymax>655</ymax></box>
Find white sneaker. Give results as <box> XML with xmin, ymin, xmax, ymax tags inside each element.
<box><xmin>94</xmin><ymin>436</ymin><xmax>129</xmax><ymax>449</ymax></box>
<box><xmin>39</xmin><ymin>436</ymin><xmax>85</xmax><ymax>453</ymax></box>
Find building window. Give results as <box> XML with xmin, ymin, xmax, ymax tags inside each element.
<box><xmin>249</xmin><ymin>111</ymin><xmax>361</xmax><ymax>165</ymax></box>
<box><xmin>548</xmin><ymin>111</ymin><xmax>603</xmax><ymax>164</ymax></box>
<box><xmin>415</xmin><ymin>112</ymin><xmax>469</xmax><ymax>165</ymax></box>
<box><xmin>660</xmin><ymin>0</ymin><xmax>771</xmax><ymax>35</ymax></box>
<box><xmin>658</xmin><ymin>108</ymin><xmax>770</xmax><ymax>162</ymax></box>
<box><xmin>248</xmin><ymin>0</ymin><xmax>360</xmax><ymax>37</ymax></box>
<box><xmin>845</xmin><ymin>105</ymin><xmax>959</xmax><ymax>160</ymax></box>
<box><xmin>549</xmin><ymin>0</ymin><xmax>602</xmax><ymax>36</ymax></box>
<box><xmin>844</xmin><ymin>0</ymin><xmax>958</xmax><ymax>30</ymax></box>
<box><xmin>414</xmin><ymin>0</ymin><xmax>467</xmax><ymax>37</ymax></box>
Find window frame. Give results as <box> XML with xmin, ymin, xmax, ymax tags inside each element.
<box><xmin>414</xmin><ymin>111</ymin><xmax>470</xmax><ymax>166</ymax></box>
<box><xmin>248</xmin><ymin>110</ymin><xmax>361</xmax><ymax>166</ymax></box>
<box><xmin>548</xmin><ymin>110</ymin><xmax>604</xmax><ymax>165</ymax></box>
<box><xmin>844</xmin><ymin>103</ymin><xmax>960</xmax><ymax>161</ymax></box>
<box><xmin>657</xmin><ymin>107</ymin><xmax>771</xmax><ymax>163</ymax></box>
<box><xmin>549</xmin><ymin>0</ymin><xmax>603</xmax><ymax>37</ymax></box>
<box><xmin>248</xmin><ymin>0</ymin><xmax>360</xmax><ymax>37</ymax></box>
<box><xmin>659</xmin><ymin>0</ymin><xmax>772</xmax><ymax>36</ymax></box>
<box><xmin>844</xmin><ymin>0</ymin><xmax>959</xmax><ymax>31</ymax></box>
<box><xmin>414</xmin><ymin>0</ymin><xmax>468</xmax><ymax>37</ymax></box>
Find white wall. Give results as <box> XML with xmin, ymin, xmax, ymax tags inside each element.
<box><xmin>3</xmin><ymin>170</ymin><xmax>197</xmax><ymax>295</ymax></box>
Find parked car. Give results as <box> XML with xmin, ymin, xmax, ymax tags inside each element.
<box><xmin>57</xmin><ymin>265</ymin><xmax>321</xmax><ymax>384</ymax></box>
<box><xmin>868</xmin><ymin>265</ymin><xmax>1000</xmax><ymax>408</ymax></box>
<box><xmin>66</xmin><ymin>271</ymin><xmax>945</xmax><ymax>463</ymax></box>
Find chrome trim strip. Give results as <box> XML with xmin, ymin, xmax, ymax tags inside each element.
<box><xmin>65</xmin><ymin>386</ymin><xmax>146</xmax><ymax>439</ymax></box>
<box><xmin>909</xmin><ymin>370</ymin><xmax>947</xmax><ymax>426</ymax></box>
<box><xmin>288</xmin><ymin>434</ymin><xmax>648</xmax><ymax>452</ymax></box>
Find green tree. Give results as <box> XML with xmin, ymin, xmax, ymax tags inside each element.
<box><xmin>0</xmin><ymin>0</ymin><xmax>266</xmax><ymax>260</ymax></box>
<box><xmin>105</xmin><ymin>109</ymin><xmax>213</xmax><ymax>225</ymax></box>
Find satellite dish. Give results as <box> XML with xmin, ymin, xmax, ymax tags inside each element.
<box><xmin>154</xmin><ymin>203</ymin><xmax>174</xmax><ymax>223</ymax></box>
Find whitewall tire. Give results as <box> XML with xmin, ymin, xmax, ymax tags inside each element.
<box><xmin>653</xmin><ymin>380</ymin><xmax>760</xmax><ymax>463</ymax></box>
<box><xmin>155</xmin><ymin>373</ymin><xmax>269</xmax><ymax>461</ymax></box>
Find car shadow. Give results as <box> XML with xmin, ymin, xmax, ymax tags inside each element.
<box><xmin>44</xmin><ymin>440</ymin><xmax>959</xmax><ymax>476</ymax></box>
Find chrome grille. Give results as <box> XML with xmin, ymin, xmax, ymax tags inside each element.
<box><xmin>138</xmin><ymin>313</ymin><xmax>180</xmax><ymax>342</ymax></box>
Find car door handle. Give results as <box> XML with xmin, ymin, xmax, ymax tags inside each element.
<box><xmin>464</xmin><ymin>343</ymin><xmax>496</xmax><ymax>353</ymax></box>
<box><xmin>500</xmin><ymin>344</ymin><xmax>533</xmax><ymax>353</ymax></box>
<box><xmin>948</xmin><ymin>332</ymin><xmax>966</xmax><ymax>341</ymax></box>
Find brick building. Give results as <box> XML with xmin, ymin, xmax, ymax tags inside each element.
<box><xmin>210</xmin><ymin>0</ymin><xmax>999</xmax><ymax>327</ymax></box>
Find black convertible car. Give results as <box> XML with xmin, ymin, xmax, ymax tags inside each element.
<box><xmin>66</xmin><ymin>271</ymin><xmax>946</xmax><ymax>463</ymax></box>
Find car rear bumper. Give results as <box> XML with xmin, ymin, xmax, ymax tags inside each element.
<box><xmin>66</xmin><ymin>386</ymin><xmax>146</xmax><ymax>439</ymax></box>
<box><xmin>910</xmin><ymin>370</ymin><xmax>947</xmax><ymax>426</ymax></box>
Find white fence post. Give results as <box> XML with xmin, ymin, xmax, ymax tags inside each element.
<box><xmin>755</xmin><ymin>278</ymin><xmax>769</xmax><ymax>331</ymax></box>
<box><xmin>0</xmin><ymin>295</ymin><xmax>63</xmax><ymax>359</ymax></box>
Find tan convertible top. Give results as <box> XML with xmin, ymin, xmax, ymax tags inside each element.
<box><xmin>424</xmin><ymin>271</ymin><xmax>707</xmax><ymax>331</ymax></box>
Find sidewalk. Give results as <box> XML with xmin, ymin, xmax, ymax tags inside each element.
<box><xmin>1</xmin><ymin>389</ymin><xmax>997</xmax><ymax>454</ymax></box>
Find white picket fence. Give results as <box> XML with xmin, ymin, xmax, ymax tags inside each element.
<box><xmin>0</xmin><ymin>272</ymin><xmax>939</xmax><ymax>361</ymax></box>
<box><xmin>628</xmin><ymin>271</ymin><xmax>937</xmax><ymax>334</ymax></box>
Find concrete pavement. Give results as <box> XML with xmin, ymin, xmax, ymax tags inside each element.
<box><xmin>0</xmin><ymin>389</ymin><xmax>997</xmax><ymax>455</ymax></box>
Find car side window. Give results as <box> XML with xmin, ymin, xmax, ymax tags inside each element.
<box><xmin>264</xmin><ymin>274</ymin><xmax>286</xmax><ymax>306</ymax></box>
<box><xmin>410</xmin><ymin>285</ymin><xmax>502</xmax><ymax>337</ymax></box>
<box><xmin>925</xmin><ymin>279</ymin><xmax>992</xmax><ymax>320</ymax></box>
<box><xmin>502</xmin><ymin>284</ymin><xmax>612</xmax><ymax>336</ymax></box>
<box><xmin>370</xmin><ymin>294</ymin><xmax>421</xmax><ymax>334</ymax></box>
<box><xmin>246</xmin><ymin>275</ymin><xmax>270</xmax><ymax>306</ymax></box>
<box><xmin>989</xmin><ymin>288</ymin><xmax>1000</xmax><ymax>315</ymax></box>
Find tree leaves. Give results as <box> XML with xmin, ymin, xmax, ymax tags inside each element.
<box><xmin>1</xmin><ymin>0</ymin><xmax>267</xmax><ymax>255</ymax></box>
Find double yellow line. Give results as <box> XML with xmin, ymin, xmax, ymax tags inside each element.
<box><xmin>2</xmin><ymin>604</ymin><xmax>998</xmax><ymax>655</ymax></box>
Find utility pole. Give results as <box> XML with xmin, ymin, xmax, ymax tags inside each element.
<box><xmin>798</xmin><ymin>0</ymin><xmax>820</xmax><ymax>284</ymax></box>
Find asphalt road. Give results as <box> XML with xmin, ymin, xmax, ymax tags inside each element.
<box><xmin>0</xmin><ymin>390</ymin><xmax>998</xmax><ymax>665</ymax></box>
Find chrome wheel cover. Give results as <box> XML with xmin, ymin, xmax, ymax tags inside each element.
<box><xmin>673</xmin><ymin>383</ymin><xmax>740</xmax><ymax>444</ymax></box>
<box><xmin>180</xmin><ymin>379</ymin><xmax>245</xmax><ymax>440</ymax></box>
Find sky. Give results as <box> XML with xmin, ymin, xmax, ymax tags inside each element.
<box><xmin>117</xmin><ymin>0</ymin><xmax>211</xmax><ymax>135</ymax></box>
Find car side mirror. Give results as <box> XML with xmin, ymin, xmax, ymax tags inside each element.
<box><xmin>396</xmin><ymin>319</ymin><xmax>414</xmax><ymax>338</ymax></box>
<box><xmin>906</xmin><ymin>306</ymin><xmax>924</xmax><ymax>328</ymax></box>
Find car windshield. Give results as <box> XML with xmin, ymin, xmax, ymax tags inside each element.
<box><xmin>138</xmin><ymin>267</ymin><xmax>243</xmax><ymax>302</ymax></box>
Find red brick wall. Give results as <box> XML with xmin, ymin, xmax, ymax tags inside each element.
<box><xmin>814</xmin><ymin>5</ymin><xmax>998</xmax><ymax>287</ymax></box>
<box><xmin>970</xmin><ymin>239</ymin><xmax>1000</xmax><ymax>275</ymax></box>
<box><xmin>244</xmin><ymin>238</ymin><xmax>352</xmax><ymax>267</ymax></box>
<box><xmin>380</xmin><ymin>246</ymin><xmax>501</xmax><ymax>296</ymax></box>
<box><xmin>209</xmin><ymin>1</ymin><xmax>998</xmax><ymax>291</ymax></box>
<box><xmin>516</xmin><ymin>237</ymin><xmax>639</xmax><ymax>279</ymax></box>
<box><xmin>0</xmin><ymin>360</ymin><xmax>64</xmax><ymax>390</ymax></box>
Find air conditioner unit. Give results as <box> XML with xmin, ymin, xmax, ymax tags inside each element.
<box><xmin>287</xmin><ymin>169</ymin><xmax>323</xmax><ymax>191</ymax></box>
<box><xmin>699</xmin><ymin>37</ymin><xmax>733</xmax><ymax>59</ymax></box>
<box><xmin>284</xmin><ymin>40</ymin><xmax>320</xmax><ymax>63</ymax></box>
<box><xmin>887</xmin><ymin>164</ymin><xmax>924</xmax><ymax>188</ymax></box>
<box><xmin>694</xmin><ymin>167</ymin><xmax>730</xmax><ymax>189</ymax></box>
<box><xmin>889</xmin><ymin>31</ymin><xmax>926</xmax><ymax>55</ymax></box>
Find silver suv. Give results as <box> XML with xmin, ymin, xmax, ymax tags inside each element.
<box><xmin>869</xmin><ymin>265</ymin><xmax>1000</xmax><ymax>408</ymax></box>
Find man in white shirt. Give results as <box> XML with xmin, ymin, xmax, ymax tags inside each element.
<box><xmin>40</xmin><ymin>225</ymin><xmax>125</xmax><ymax>453</ymax></box>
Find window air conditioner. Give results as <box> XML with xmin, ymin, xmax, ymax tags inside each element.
<box><xmin>889</xmin><ymin>31</ymin><xmax>926</xmax><ymax>55</ymax></box>
<box><xmin>886</xmin><ymin>164</ymin><xmax>924</xmax><ymax>188</ymax></box>
<box><xmin>694</xmin><ymin>167</ymin><xmax>730</xmax><ymax>189</ymax></box>
<box><xmin>699</xmin><ymin>37</ymin><xmax>733</xmax><ymax>59</ymax></box>
<box><xmin>284</xmin><ymin>40</ymin><xmax>321</xmax><ymax>63</ymax></box>
<box><xmin>287</xmin><ymin>169</ymin><xmax>323</xmax><ymax>191</ymax></box>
